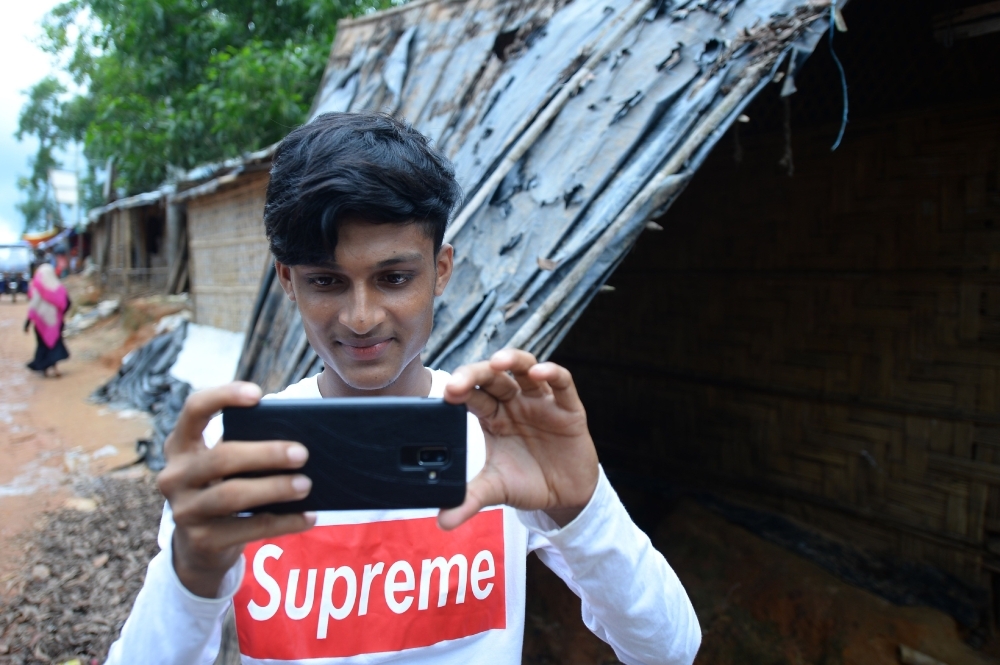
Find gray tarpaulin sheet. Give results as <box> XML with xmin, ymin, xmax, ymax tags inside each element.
<box><xmin>237</xmin><ymin>0</ymin><xmax>838</xmax><ymax>392</ymax></box>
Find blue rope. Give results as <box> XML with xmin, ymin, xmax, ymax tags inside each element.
<box><xmin>829</xmin><ymin>4</ymin><xmax>849</xmax><ymax>151</ymax></box>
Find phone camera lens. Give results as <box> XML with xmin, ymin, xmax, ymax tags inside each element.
<box><xmin>418</xmin><ymin>447</ymin><xmax>448</xmax><ymax>466</ymax></box>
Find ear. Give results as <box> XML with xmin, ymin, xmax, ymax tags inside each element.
<box><xmin>274</xmin><ymin>261</ymin><xmax>296</xmax><ymax>302</ymax></box>
<box><xmin>434</xmin><ymin>244</ymin><xmax>454</xmax><ymax>297</ymax></box>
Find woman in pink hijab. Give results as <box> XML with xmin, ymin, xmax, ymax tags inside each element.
<box><xmin>24</xmin><ymin>263</ymin><xmax>71</xmax><ymax>377</ymax></box>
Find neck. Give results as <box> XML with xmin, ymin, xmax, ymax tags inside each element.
<box><xmin>317</xmin><ymin>356</ymin><xmax>432</xmax><ymax>398</ymax></box>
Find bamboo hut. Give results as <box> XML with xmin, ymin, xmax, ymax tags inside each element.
<box><xmin>556</xmin><ymin>0</ymin><xmax>1000</xmax><ymax>629</ymax></box>
<box><xmin>237</xmin><ymin>0</ymin><xmax>836</xmax><ymax>388</ymax></box>
<box><xmin>87</xmin><ymin>190</ymin><xmax>173</xmax><ymax>296</ymax></box>
<box><xmin>170</xmin><ymin>147</ymin><xmax>274</xmax><ymax>332</ymax></box>
<box><xmin>86</xmin><ymin>148</ymin><xmax>276</xmax><ymax>332</ymax></box>
<box><xmin>180</xmin><ymin>0</ymin><xmax>1000</xmax><ymax>634</ymax></box>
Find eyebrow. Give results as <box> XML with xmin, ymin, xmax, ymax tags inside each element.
<box><xmin>374</xmin><ymin>253</ymin><xmax>425</xmax><ymax>269</ymax></box>
<box><xmin>311</xmin><ymin>252</ymin><xmax>425</xmax><ymax>270</ymax></box>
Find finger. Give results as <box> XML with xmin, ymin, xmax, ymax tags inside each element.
<box><xmin>446</xmin><ymin>361</ymin><xmax>520</xmax><ymax>402</ymax></box>
<box><xmin>197</xmin><ymin>511</ymin><xmax>317</xmax><ymax>552</ymax></box>
<box><xmin>171</xmin><ymin>382</ymin><xmax>263</xmax><ymax>454</ymax></box>
<box><xmin>491</xmin><ymin>349</ymin><xmax>548</xmax><ymax>396</ymax></box>
<box><xmin>445</xmin><ymin>362</ymin><xmax>520</xmax><ymax>419</ymax></box>
<box><xmin>180</xmin><ymin>474</ymin><xmax>313</xmax><ymax>520</ymax></box>
<box><xmin>528</xmin><ymin>362</ymin><xmax>584</xmax><ymax>412</ymax></box>
<box><xmin>437</xmin><ymin>473</ymin><xmax>503</xmax><ymax>531</ymax></box>
<box><xmin>183</xmin><ymin>440</ymin><xmax>308</xmax><ymax>488</ymax></box>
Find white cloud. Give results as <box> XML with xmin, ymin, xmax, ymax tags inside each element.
<box><xmin>0</xmin><ymin>0</ymin><xmax>72</xmax><ymax>242</ymax></box>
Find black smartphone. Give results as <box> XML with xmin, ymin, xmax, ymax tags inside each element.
<box><xmin>222</xmin><ymin>397</ymin><xmax>467</xmax><ymax>513</ymax></box>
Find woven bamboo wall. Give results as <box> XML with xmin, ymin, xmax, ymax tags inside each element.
<box><xmin>187</xmin><ymin>173</ymin><xmax>271</xmax><ymax>332</ymax></box>
<box><xmin>91</xmin><ymin>206</ymin><xmax>168</xmax><ymax>295</ymax></box>
<box><xmin>556</xmin><ymin>101</ymin><xmax>1000</xmax><ymax>590</ymax></box>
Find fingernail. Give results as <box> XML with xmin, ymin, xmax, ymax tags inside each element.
<box><xmin>287</xmin><ymin>444</ymin><xmax>308</xmax><ymax>463</ymax></box>
<box><xmin>240</xmin><ymin>384</ymin><xmax>262</xmax><ymax>400</ymax></box>
<box><xmin>292</xmin><ymin>475</ymin><xmax>312</xmax><ymax>493</ymax></box>
<box><xmin>304</xmin><ymin>511</ymin><xmax>317</xmax><ymax>525</ymax></box>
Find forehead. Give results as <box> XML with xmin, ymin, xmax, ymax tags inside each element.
<box><xmin>325</xmin><ymin>218</ymin><xmax>435</xmax><ymax>267</ymax></box>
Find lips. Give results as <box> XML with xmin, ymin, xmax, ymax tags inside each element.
<box><xmin>338</xmin><ymin>337</ymin><xmax>392</xmax><ymax>361</ymax></box>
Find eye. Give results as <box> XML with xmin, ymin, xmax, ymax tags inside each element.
<box><xmin>382</xmin><ymin>272</ymin><xmax>413</xmax><ymax>286</ymax></box>
<box><xmin>307</xmin><ymin>275</ymin><xmax>339</xmax><ymax>288</ymax></box>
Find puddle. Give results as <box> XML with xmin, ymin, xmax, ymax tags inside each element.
<box><xmin>0</xmin><ymin>454</ymin><xmax>65</xmax><ymax>497</ymax></box>
<box><xmin>0</xmin><ymin>403</ymin><xmax>28</xmax><ymax>426</ymax></box>
<box><xmin>0</xmin><ymin>445</ymin><xmax>118</xmax><ymax>498</ymax></box>
<box><xmin>92</xmin><ymin>444</ymin><xmax>119</xmax><ymax>459</ymax></box>
<box><xmin>0</xmin><ymin>356</ymin><xmax>30</xmax><ymax>425</ymax></box>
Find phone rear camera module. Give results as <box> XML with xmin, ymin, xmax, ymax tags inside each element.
<box><xmin>418</xmin><ymin>447</ymin><xmax>449</xmax><ymax>466</ymax></box>
<box><xmin>400</xmin><ymin>445</ymin><xmax>451</xmax><ymax>469</ymax></box>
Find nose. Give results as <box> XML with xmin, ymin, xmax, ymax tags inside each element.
<box><xmin>339</xmin><ymin>281</ymin><xmax>386</xmax><ymax>335</ymax></box>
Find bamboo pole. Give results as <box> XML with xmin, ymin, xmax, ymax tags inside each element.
<box><xmin>507</xmin><ymin>62</ymin><xmax>769</xmax><ymax>351</ymax></box>
<box><xmin>123</xmin><ymin>210</ymin><xmax>132</xmax><ymax>296</ymax></box>
<box><xmin>166</xmin><ymin>202</ymin><xmax>183</xmax><ymax>270</ymax></box>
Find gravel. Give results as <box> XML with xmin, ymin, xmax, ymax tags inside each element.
<box><xmin>0</xmin><ymin>472</ymin><xmax>163</xmax><ymax>664</ymax></box>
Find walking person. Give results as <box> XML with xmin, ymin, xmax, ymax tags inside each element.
<box><xmin>24</xmin><ymin>263</ymin><xmax>70</xmax><ymax>377</ymax></box>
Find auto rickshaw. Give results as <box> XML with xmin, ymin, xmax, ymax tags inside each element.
<box><xmin>0</xmin><ymin>244</ymin><xmax>33</xmax><ymax>302</ymax></box>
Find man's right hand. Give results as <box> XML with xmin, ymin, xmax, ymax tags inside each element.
<box><xmin>156</xmin><ymin>382</ymin><xmax>316</xmax><ymax>598</ymax></box>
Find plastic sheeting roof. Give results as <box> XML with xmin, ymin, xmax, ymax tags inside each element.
<box><xmin>238</xmin><ymin>0</ymin><xmax>838</xmax><ymax>391</ymax></box>
<box><xmin>86</xmin><ymin>188</ymin><xmax>173</xmax><ymax>223</ymax></box>
<box><xmin>86</xmin><ymin>145</ymin><xmax>276</xmax><ymax>224</ymax></box>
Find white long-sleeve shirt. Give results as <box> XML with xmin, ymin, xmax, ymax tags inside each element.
<box><xmin>106</xmin><ymin>370</ymin><xmax>700</xmax><ymax>664</ymax></box>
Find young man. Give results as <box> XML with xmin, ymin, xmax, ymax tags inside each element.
<box><xmin>106</xmin><ymin>112</ymin><xmax>701</xmax><ymax>664</ymax></box>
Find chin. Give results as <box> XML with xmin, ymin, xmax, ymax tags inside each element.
<box><xmin>334</xmin><ymin>362</ymin><xmax>403</xmax><ymax>392</ymax></box>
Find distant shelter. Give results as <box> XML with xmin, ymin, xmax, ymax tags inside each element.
<box><xmin>85</xmin><ymin>148</ymin><xmax>273</xmax><ymax>334</ymax></box>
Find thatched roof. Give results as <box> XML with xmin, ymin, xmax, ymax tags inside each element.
<box><xmin>238</xmin><ymin>0</ymin><xmax>840</xmax><ymax>390</ymax></box>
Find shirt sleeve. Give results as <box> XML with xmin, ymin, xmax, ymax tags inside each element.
<box><xmin>104</xmin><ymin>502</ymin><xmax>245</xmax><ymax>665</ymax></box>
<box><xmin>520</xmin><ymin>467</ymin><xmax>701</xmax><ymax>665</ymax></box>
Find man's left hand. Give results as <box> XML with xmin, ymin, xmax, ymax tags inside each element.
<box><xmin>440</xmin><ymin>349</ymin><xmax>599</xmax><ymax>530</ymax></box>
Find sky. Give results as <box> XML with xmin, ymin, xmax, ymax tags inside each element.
<box><xmin>0</xmin><ymin>0</ymin><xmax>67</xmax><ymax>244</ymax></box>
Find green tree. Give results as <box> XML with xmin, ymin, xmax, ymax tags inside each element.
<box><xmin>16</xmin><ymin>0</ymin><xmax>394</xmax><ymax>228</ymax></box>
<box><xmin>16</xmin><ymin>77</ymin><xmax>71</xmax><ymax>231</ymax></box>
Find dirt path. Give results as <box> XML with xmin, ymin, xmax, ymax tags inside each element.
<box><xmin>0</xmin><ymin>299</ymin><xmax>151</xmax><ymax>585</ymax></box>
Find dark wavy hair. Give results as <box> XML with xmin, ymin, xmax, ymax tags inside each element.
<box><xmin>264</xmin><ymin>112</ymin><xmax>462</xmax><ymax>265</ymax></box>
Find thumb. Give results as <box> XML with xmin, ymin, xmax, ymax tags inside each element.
<box><xmin>437</xmin><ymin>473</ymin><xmax>501</xmax><ymax>531</ymax></box>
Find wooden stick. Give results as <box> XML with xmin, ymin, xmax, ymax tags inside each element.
<box><xmin>507</xmin><ymin>62</ymin><xmax>768</xmax><ymax>351</ymax></box>
<box><xmin>123</xmin><ymin>209</ymin><xmax>132</xmax><ymax>296</ymax></box>
<box><xmin>165</xmin><ymin>223</ymin><xmax>188</xmax><ymax>295</ymax></box>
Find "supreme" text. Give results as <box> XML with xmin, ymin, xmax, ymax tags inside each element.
<box><xmin>247</xmin><ymin>544</ymin><xmax>497</xmax><ymax>638</ymax></box>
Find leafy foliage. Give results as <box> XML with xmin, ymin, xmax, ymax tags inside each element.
<box><xmin>16</xmin><ymin>0</ymin><xmax>394</xmax><ymax>227</ymax></box>
<box><xmin>16</xmin><ymin>77</ymin><xmax>71</xmax><ymax>230</ymax></box>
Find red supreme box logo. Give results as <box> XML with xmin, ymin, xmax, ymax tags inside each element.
<box><xmin>234</xmin><ymin>510</ymin><xmax>506</xmax><ymax>660</ymax></box>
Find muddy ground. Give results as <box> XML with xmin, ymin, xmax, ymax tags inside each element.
<box><xmin>0</xmin><ymin>293</ymin><xmax>151</xmax><ymax>587</ymax></box>
<box><xmin>1</xmin><ymin>287</ymin><xmax>999</xmax><ymax>664</ymax></box>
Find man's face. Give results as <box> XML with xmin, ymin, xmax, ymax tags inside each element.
<box><xmin>275</xmin><ymin>217</ymin><xmax>453</xmax><ymax>394</ymax></box>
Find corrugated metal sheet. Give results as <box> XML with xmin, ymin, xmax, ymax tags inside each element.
<box><xmin>238</xmin><ymin>0</ymin><xmax>838</xmax><ymax>391</ymax></box>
